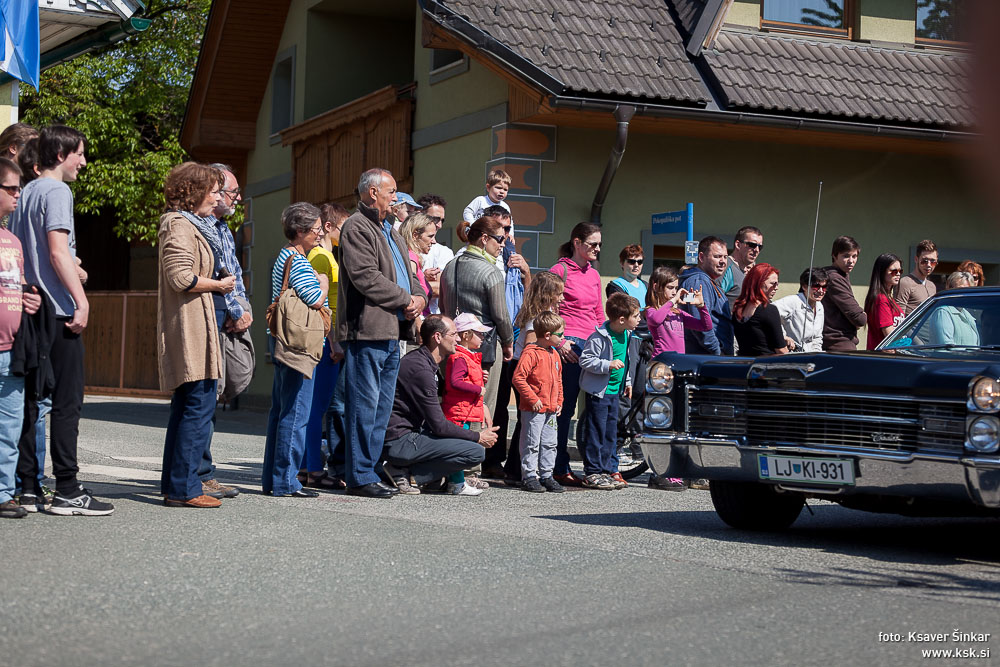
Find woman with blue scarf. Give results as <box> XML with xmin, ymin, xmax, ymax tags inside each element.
<box><xmin>157</xmin><ymin>163</ymin><xmax>236</xmax><ymax>508</ymax></box>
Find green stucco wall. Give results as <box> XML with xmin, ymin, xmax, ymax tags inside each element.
<box><xmin>305</xmin><ymin>11</ymin><xmax>414</xmax><ymax>119</ymax></box>
<box><xmin>859</xmin><ymin>0</ymin><xmax>916</xmax><ymax>43</ymax></box>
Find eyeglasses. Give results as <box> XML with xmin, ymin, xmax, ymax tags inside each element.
<box><xmin>583</xmin><ymin>241</ymin><xmax>602</xmax><ymax>249</ymax></box>
<box><xmin>888</xmin><ymin>268</ymin><xmax>902</xmax><ymax>275</ymax></box>
<box><xmin>502</xmin><ymin>226</ymin><xmax>512</xmax><ymax>233</ymax></box>
<box><xmin>625</xmin><ymin>258</ymin><xmax>643</xmax><ymax>266</ymax></box>
<box><xmin>222</xmin><ymin>188</ymin><xmax>241</xmax><ymax>198</ymax></box>
<box><xmin>0</xmin><ymin>184</ymin><xmax>21</xmax><ymax>195</ymax></box>
<box><xmin>487</xmin><ymin>233</ymin><xmax>505</xmax><ymax>244</ymax></box>
<box><xmin>427</xmin><ymin>215</ymin><xmax>443</xmax><ymax>224</ymax></box>
<box><xmin>810</xmin><ymin>284</ymin><xmax>828</xmax><ymax>292</ymax></box>
<box><xmin>443</xmin><ymin>330</ymin><xmax>459</xmax><ymax>339</ymax></box>
<box><xmin>919</xmin><ymin>258</ymin><xmax>938</xmax><ymax>265</ymax></box>
<box><xmin>741</xmin><ymin>241</ymin><xmax>763</xmax><ymax>250</ymax></box>
<box><xmin>309</xmin><ymin>226</ymin><xmax>324</xmax><ymax>235</ymax></box>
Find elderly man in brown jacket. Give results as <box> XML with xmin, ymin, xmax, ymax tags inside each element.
<box><xmin>337</xmin><ymin>167</ymin><xmax>425</xmax><ymax>498</ymax></box>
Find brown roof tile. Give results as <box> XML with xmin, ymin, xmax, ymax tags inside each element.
<box><xmin>441</xmin><ymin>0</ymin><xmax>711</xmax><ymax>104</ymax></box>
<box><xmin>704</xmin><ymin>31</ymin><xmax>971</xmax><ymax>128</ymax></box>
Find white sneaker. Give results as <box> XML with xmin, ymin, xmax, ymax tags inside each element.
<box><xmin>447</xmin><ymin>482</ymin><xmax>483</xmax><ymax>496</ymax></box>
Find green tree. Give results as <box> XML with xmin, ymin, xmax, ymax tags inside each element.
<box><xmin>20</xmin><ymin>0</ymin><xmax>211</xmax><ymax>243</ymax></box>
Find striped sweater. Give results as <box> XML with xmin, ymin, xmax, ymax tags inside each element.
<box><xmin>271</xmin><ymin>247</ymin><xmax>323</xmax><ymax>308</ymax></box>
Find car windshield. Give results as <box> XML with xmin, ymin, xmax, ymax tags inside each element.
<box><xmin>880</xmin><ymin>294</ymin><xmax>1000</xmax><ymax>352</ymax></box>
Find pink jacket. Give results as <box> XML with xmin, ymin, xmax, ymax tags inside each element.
<box><xmin>550</xmin><ymin>257</ymin><xmax>603</xmax><ymax>339</ymax></box>
<box><xmin>646</xmin><ymin>303</ymin><xmax>712</xmax><ymax>355</ymax></box>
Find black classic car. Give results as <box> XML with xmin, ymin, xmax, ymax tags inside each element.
<box><xmin>638</xmin><ymin>287</ymin><xmax>1000</xmax><ymax>530</ymax></box>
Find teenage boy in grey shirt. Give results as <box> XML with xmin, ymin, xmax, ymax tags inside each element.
<box><xmin>10</xmin><ymin>125</ymin><xmax>114</xmax><ymax>516</ymax></box>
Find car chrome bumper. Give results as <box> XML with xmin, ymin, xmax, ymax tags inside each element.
<box><xmin>639</xmin><ymin>432</ymin><xmax>1000</xmax><ymax>508</ymax></box>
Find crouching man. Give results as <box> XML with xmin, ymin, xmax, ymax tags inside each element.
<box><xmin>382</xmin><ymin>315</ymin><xmax>498</xmax><ymax>496</ymax></box>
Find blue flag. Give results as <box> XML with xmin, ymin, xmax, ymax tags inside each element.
<box><xmin>0</xmin><ymin>0</ymin><xmax>41</xmax><ymax>89</ymax></box>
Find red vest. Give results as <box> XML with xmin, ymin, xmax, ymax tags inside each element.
<box><xmin>442</xmin><ymin>345</ymin><xmax>485</xmax><ymax>424</ymax></box>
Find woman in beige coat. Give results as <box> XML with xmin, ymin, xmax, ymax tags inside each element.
<box><xmin>158</xmin><ymin>162</ymin><xmax>236</xmax><ymax>508</ymax></box>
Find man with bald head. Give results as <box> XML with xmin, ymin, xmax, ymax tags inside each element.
<box><xmin>337</xmin><ymin>168</ymin><xmax>426</xmax><ymax>498</ymax></box>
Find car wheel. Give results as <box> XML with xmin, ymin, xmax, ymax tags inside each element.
<box><xmin>709</xmin><ymin>480</ymin><xmax>804</xmax><ymax>531</ymax></box>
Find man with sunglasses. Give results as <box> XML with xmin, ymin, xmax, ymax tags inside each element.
<box><xmin>775</xmin><ymin>267</ymin><xmax>829</xmax><ymax>353</ymax></box>
<box><xmin>896</xmin><ymin>239</ymin><xmax>938</xmax><ymax>315</ymax></box>
<box><xmin>719</xmin><ymin>226</ymin><xmax>764</xmax><ymax>310</ymax></box>
<box><xmin>417</xmin><ymin>193</ymin><xmax>453</xmax><ymax>314</ymax></box>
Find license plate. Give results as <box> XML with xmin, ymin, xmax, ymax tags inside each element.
<box><xmin>757</xmin><ymin>454</ymin><xmax>855</xmax><ymax>486</ymax></box>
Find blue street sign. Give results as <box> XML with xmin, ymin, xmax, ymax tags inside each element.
<box><xmin>651</xmin><ymin>209</ymin><xmax>689</xmax><ymax>235</ymax></box>
<box><xmin>651</xmin><ymin>203</ymin><xmax>695</xmax><ymax>242</ymax></box>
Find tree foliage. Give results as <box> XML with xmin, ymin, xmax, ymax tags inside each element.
<box><xmin>20</xmin><ymin>0</ymin><xmax>211</xmax><ymax>243</ymax></box>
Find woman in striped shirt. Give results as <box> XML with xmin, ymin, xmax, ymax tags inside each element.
<box><xmin>262</xmin><ymin>202</ymin><xmax>329</xmax><ymax>497</ymax></box>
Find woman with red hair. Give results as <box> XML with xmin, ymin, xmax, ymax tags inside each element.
<box><xmin>733</xmin><ymin>263</ymin><xmax>789</xmax><ymax>356</ymax></box>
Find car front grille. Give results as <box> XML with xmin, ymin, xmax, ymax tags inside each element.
<box><xmin>687</xmin><ymin>387</ymin><xmax>967</xmax><ymax>456</ymax></box>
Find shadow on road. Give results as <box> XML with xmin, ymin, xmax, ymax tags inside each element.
<box><xmin>82</xmin><ymin>400</ymin><xmax>266</xmax><ymax>436</ymax></box>
<box><xmin>537</xmin><ymin>506</ymin><xmax>1000</xmax><ymax>575</ymax></box>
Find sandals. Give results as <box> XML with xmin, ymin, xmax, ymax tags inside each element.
<box><xmin>304</xmin><ymin>471</ymin><xmax>346</xmax><ymax>490</ymax></box>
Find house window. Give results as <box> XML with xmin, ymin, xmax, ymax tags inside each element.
<box><xmin>761</xmin><ymin>0</ymin><xmax>851</xmax><ymax>37</ymax></box>
<box><xmin>916</xmin><ymin>0</ymin><xmax>967</xmax><ymax>45</ymax></box>
<box><xmin>429</xmin><ymin>48</ymin><xmax>469</xmax><ymax>84</ymax></box>
<box><xmin>270</xmin><ymin>48</ymin><xmax>295</xmax><ymax>136</ymax></box>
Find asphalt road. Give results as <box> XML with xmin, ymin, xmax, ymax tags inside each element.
<box><xmin>2</xmin><ymin>397</ymin><xmax>998</xmax><ymax>667</ymax></box>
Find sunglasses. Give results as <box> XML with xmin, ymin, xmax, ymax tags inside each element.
<box><xmin>583</xmin><ymin>240</ymin><xmax>602</xmax><ymax>249</ymax></box>
<box><xmin>502</xmin><ymin>226</ymin><xmax>512</xmax><ymax>233</ymax></box>
<box><xmin>888</xmin><ymin>268</ymin><xmax>902</xmax><ymax>275</ymax></box>
<box><xmin>919</xmin><ymin>258</ymin><xmax>938</xmax><ymax>265</ymax></box>
<box><xmin>487</xmin><ymin>233</ymin><xmax>505</xmax><ymax>244</ymax></box>
<box><xmin>810</xmin><ymin>284</ymin><xmax>828</xmax><ymax>291</ymax></box>
<box><xmin>741</xmin><ymin>241</ymin><xmax>763</xmax><ymax>250</ymax></box>
<box><xmin>625</xmin><ymin>258</ymin><xmax>643</xmax><ymax>266</ymax></box>
<box><xmin>0</xmin><ymin>184</ymin><xmax>21</xmax><ymax>195</ymax></box>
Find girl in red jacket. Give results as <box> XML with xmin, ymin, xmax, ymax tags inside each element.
<box><xmin>442</xmin><ymin>313</ymin><xmax>493</xmax><ymax>496</ymax></box>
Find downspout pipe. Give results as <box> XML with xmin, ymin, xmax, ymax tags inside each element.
<box><xmin>590</xmin><ymin>104</ymin><xmax>635</xmax><ymax>226</ymax></box>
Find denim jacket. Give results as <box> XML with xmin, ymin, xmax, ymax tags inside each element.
<box><xmin>579</xmin><ymin>323</ymin><xmax>631</xmax><ymax>398</ymax></box>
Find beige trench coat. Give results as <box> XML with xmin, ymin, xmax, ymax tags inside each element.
<box><xmin>156</xmin><ymin>212</ymin><xmax>222</xmax><ymax>391</ymax></box>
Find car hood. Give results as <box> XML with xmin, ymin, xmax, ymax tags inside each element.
<box><xmin>656</xmin><ymin>350</ymin><xmax>1000</xmax><ymax>401</ymax></box>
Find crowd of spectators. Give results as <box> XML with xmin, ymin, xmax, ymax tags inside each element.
<box><xmin>0</xmin><ymin>135</ymin><xmax>990</xmax><ymax>514</ymax></box>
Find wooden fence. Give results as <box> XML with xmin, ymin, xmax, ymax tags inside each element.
<box><xmin>83</xmin><ymin>291</ymin><xmax>168</xmax><ymax>397</ymax></box>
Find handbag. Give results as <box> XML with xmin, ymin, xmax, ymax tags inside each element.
<box><xmin>455</xmin><ymin>254</ymin><xmax>498</xmax><ymax>365</ymax></box>
<box><xmin>265</xmin><ymin>251</ymin><xmax>332</xmax><ymax>360</ymax></box>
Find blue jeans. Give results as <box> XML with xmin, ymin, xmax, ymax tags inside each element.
<box><xmin>343</xmin><ymin>339</ymin><xmax>400</xmax><ymax>487</ymax></box>
<box><xmin>305</xmin><ymin>340</ymin><xmax>339</xmax><ymax>472</ymax></box>
<box><xmin>0</xmin><ymin>351</ymin><xmax>25</xmax><ymax>503</ymax></box>
<box><xmin>15</xmin><ymin>396</ymin><xmax>49</xmax><ymax>495</ymax></box>
<box><xmin>162</xmin><ymin>379</ymin><xmax>218</xmax><ymax>500</ymax></box>
<box><xmin>197</xmin><ymin>309</ymin><xmax>227</xmax><ymax>481</ymax></box>
<box><xmin>581</xmin><ymin>390</ymin><xmax>619</xmax><ymax>475</ymax></box>
<box><xmin>262</xmin><ymin>337</ymin><xmax>315</xmax><ymax>495</ymax></box>
<box><xmin>555</xmin><ymin>336</ymin><xmax>586</xmax><ymax>475</ymax></box>
<box><xmin>326</xmin><ymin>361</ymin><xmax>347</xmax><ymax>476</ymax></box>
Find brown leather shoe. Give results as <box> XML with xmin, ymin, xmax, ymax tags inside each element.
<box><xmin>203</xmin><ymin>479</ymin><xmax>239</xmax><ymax>499</ymax></box>
<box><xmin>164</xmin><ymin>495</ymin><xmax>222</xmax><ymax>508</ymax></box>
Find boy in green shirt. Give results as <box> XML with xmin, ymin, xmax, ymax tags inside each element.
<box><xmin>578</xmin><ymin>293</ymin><xmax>641</xmax><ymax>490</ymax></box>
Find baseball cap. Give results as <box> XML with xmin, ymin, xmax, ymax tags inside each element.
<box><xmin>392</xmin><ymin>192</ymin><xmax>422</xmax><ymax>209</ymax></box>
<box><xmin>454</xmin><ymin>313</ymin><xmax>492</xmax><ymax>333</ymax></box>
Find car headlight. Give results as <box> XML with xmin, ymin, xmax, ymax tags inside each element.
<box><xmin>967</xmin><ymin>416</ymin><xmax>1000</xmax><ymax>453</ymax></box>
<box><xmin>645</xmin><ymin>397</ymin><xmax>673</xmax><ymax>429</ymax></box>
<box><xmin>969</xmin><ymin>376</ymin><xmax>1000</xmax><ymax>412</ymax></box>
<box><xmin>647</xmin><ymin>362</ymin><xmax>674</xmax><ymax>394</ymax></box>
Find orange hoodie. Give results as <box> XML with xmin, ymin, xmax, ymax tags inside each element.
<box><xmin>512</xmin><ymin>343</ymin><xmax>563</xmax><ymax>412</ymax></box>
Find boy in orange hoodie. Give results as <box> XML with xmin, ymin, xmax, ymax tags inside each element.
<box><xmin>511</xmin><ymin>311</ymin><xmax>565</xmax><ymax>493</ymax></box>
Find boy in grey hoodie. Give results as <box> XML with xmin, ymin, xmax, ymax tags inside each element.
<box><xmin>578</xmin><ymin>293</ymin><xmax>640</xmax><ymax>490</ymax></box>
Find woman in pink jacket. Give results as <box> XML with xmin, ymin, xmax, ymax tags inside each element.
<box><xmin>549</xmin><ymin>222</ymin><xmax>604</xmax><ymax>486</ymax></box>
